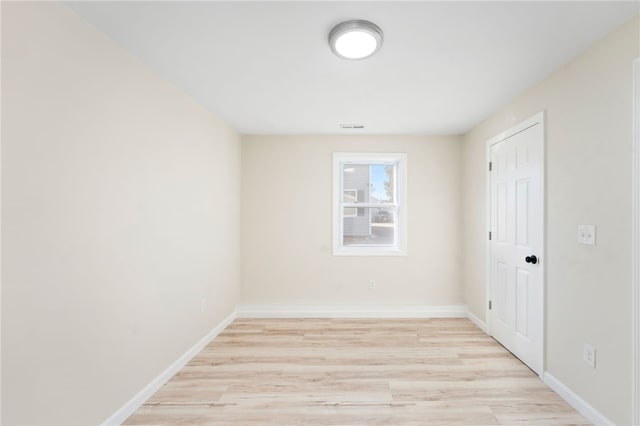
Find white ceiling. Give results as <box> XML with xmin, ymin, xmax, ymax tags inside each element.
<box><xmin>66</xmin><ymin>1</ymin><xmax>638</xmax><ymax>135</ymax></box>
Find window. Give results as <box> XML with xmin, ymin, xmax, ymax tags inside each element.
<box><xmin>333</xmin><ymin>153</ymin><xmax>407</xmax><ymax>255</ymax></box>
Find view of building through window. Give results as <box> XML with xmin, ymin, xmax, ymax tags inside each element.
<box><xmin>341</xmin><ymin>163</ymin><xmax>397</xmax><ymax>247</ymax></box>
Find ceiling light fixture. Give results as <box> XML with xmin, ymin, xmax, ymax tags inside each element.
<box><xmin>329</xmin><ymin>20</ymin><xmax>383</xmax><ymax>60</ymax></box>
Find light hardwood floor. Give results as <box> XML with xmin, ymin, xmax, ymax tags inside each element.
<box><xmin>125</xmin><ymin>318</ymin><xmax>589</xmax><ymax>425</ymax></box>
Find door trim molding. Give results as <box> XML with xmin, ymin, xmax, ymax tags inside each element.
<box><xmin>632</xmin><ymin>57</ymin><xmax>640</xmax><ymax>426</ymax></box>
<box><xmin>485</xmin><ymin>111</ymin><xmax>546</xmax><ymax>374</ymax></box>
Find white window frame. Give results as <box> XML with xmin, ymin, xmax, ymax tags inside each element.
<box><xmin>333</xmin><ymin>152</ymin><xmax>407</xmax><ymax>256</ymax></box>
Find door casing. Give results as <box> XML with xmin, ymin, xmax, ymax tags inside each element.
<box><xmin>485</xmin><ymin>111</ymin><xmax>546</xmax><ymax>374</ymax></box>
<box><xmin>631</xmin><ymin>57</ymin><xmax>639</xmax><ymax>426</ymax></box>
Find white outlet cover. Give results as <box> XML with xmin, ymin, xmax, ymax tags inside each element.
<box><xmin>578</xmin><ymin>225</ymin><xmax>596</xmax><ymax>245</ymax></box>
<box><xmin>583</xmin><ymin>343</ymin><xmax>596</xmax><ymax>368</ymax></box>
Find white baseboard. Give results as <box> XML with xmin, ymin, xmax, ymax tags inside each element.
<box><xmin>101</xmin><ymin>310</ymin><xmax>237</xmax><ymax>426</ymax></box>
<box><xmin>466</xmin><ymin>309</ymin><xmax>489</xmax><ymax>334</ymax></box>
<box><xmin>543</xmin><ymin>372</ymin><xmax>613</xmax><ymax>426</ymax></box>
<box><xmin>235</xmin><ymin>304</ymin><xmax>468</xmax><ymax>318</ymax></box>
<box><xmin>466</xmin><ymin>313</ymin><xmax>613</xmax><ymax>425</ymax></box>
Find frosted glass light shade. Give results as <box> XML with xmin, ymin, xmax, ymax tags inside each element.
<box><xmin>329</xmin><ymin>20</ymin><xmax>383</xmax><ymax>60</ymax></box>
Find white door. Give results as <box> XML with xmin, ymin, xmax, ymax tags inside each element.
<box><xmin>489</xmin><ymin>116</ymin><xmax>544</xmax><ymax>375</ymax></box>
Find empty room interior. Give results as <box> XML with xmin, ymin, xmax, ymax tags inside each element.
<box><xmin>3</xmin><ymin>1</ymin><xmax>640</xmax><ymax>425</ymax></box>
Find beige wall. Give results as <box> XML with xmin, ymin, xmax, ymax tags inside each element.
<box><xmin>241</xmin><ymin>135</ymin><xmax>462</xmax><ymax>306</ymax></box>
<box><xmin>1</xmin><ymin>3</ymin><xmax>241</xmax><ymax>425</ymax></box>
<box><xmin>461</xmin><ymin>16</ymin><xmax>640</xmax><ymax>424</ymax></box>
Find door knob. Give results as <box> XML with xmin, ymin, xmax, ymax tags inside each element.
<box><xmin>525</xmin><ymin>255</ymin><xmax>538</xmax><ymax>264</ymax></box>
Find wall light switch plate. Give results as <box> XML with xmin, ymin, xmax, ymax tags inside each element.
<box><xmin>578</xmin><ymin>225</ymin><xmax>596</xmax><ymax>245</ymax></box>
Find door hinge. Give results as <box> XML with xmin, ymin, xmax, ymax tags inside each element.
<box><xmin>489</xmin><ymin>161</ymin><xmax>492</xmax><ymax>171</ymax></box>
<box><xmin>488</xmin><ymin>300</ymin><xmax>492</xmax><ymax>310</ymax></box>
<box><xmin>489</xmin><ymin>231</ymin><xmax>492</xmax><ymax>240</ymax></box>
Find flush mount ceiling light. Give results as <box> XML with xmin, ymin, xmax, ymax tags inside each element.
<box><xmin>329</xmin><ymin>20</ymin><xmax>383</xmax><ymax>60</ymax></box>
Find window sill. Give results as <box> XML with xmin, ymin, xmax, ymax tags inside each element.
<box><xmin>333</xmin><ymin>247</ymin><xmax>407</xmax><ymax>257</ymax></box>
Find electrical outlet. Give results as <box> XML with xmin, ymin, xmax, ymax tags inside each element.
<box><xmin>200</xmin><ymin>298</ymin><xmax>207</xmax><ymax>313</ymax></box>
<box><xmin>578</xmin><ymin>225</ymin><xmax>596</xmax><ymax>245</ymax></box>
<box><xmin>369</xmin><ymin>280</ymin><xmax>376</xmax><ymax>289</ymax></box>
<box><xmin>583</xmin><ymin>343</ymin><xmax>596</xmax><ymax>368</ymax></box>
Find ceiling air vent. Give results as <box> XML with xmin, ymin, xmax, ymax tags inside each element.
<box><xmin>340</xmin><ymin>124</ymin><xmax>365</xmax><ymax>129</ymax></box>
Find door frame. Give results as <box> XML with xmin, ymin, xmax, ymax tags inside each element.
<box><xmin>485</xmin><ymin>111</ymin><xmax>546</xmax><ymax>374</ymax></box>
<box><xmin>632</xmin><ymin>57</ymin><xmax>639</xmax><ymax>425</ymax></box>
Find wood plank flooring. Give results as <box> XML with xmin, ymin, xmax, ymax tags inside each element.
<box><xmin>124</xmin><ymin>318</ymin><xmax>589</xmax><ymax>425</ymax></box>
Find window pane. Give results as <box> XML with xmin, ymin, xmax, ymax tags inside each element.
<box><xmin>370</xmin><ymin>164</ymin><xmax>394</xmax><ymax>203</ymax></box>
<box><xmin>343</xmin><ymin>207</ymin><xmax>357</xmax><ymax>217</ymax></box>
<box><xmin>343</xmin><ymin>207</ymin><xmax>395</xmax><ymax>246</ymax></box>
<box><xmin>343</xmin><ymin>163</ymin><xmax>395</xmax><ymax>204</ymax></box>
<box><xmin>343</xmin><ymin>164</ymin><xmax>370</xmax><ymax>203</ymax></box>
<box><xmin>343</xmin><ymin>189</ymin><xmax>357</xmax><ymax>203</ymax></box>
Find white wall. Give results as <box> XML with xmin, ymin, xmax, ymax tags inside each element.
<box><xmin>241</xmin><ymin>135</ymin><xmax>462</xmax><ymax>306</ymax></box>
<box><xmin>1</xmin><ymin>3</ymin><xmax>241</xmax><ymax>424</ymax></box>
<box><xmin>461</xmin><ymin>16</ymin><xmax>640</xmax><ymax>424</ymax></box>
